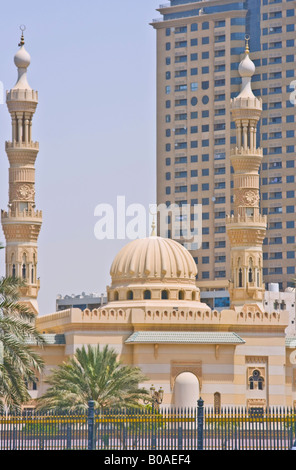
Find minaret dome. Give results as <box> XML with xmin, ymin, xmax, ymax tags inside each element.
<box><xmin>13</xmin><ymin>28</ymin><xmax>32</xmax><ymax>90</ymax></box>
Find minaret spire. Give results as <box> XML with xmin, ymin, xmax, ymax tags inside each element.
<box><xmin>226</xmin><ymin>43</ymin><xmax>267</xmax><ymax>310</ymax></box>
<box><xmin>244</xmin><ymin>33</ymin><xmax>250</xmax><ymax>54</ymax></box>
<box><xmin>1</xmin><ymin>30</ymin><xmax>42</xmax><ymax>315</ymax></box>
<box><xmin>18</xmin><ymin>25</ymin><xmax>25</xmax><ymax>47</ymax></box>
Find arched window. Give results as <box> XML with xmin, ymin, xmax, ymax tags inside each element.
<box><xmin>12</xmin><ymin>264</ymin><xmax>16</xmax><ymax>279</ymax></box>
<box><xmin>114</xmin><ymin>291</ymin><xmax>119</xmax><ymax>301</ymax></box>
<box><xmin>22</xmin><ymin>264</ymin><xmax>26</xmax><ymax>280</ymax></box>
<box><xmin>144</xmin><ymin>290</ymin><xmax>151</xmax><ymax>300</ymax></box>
<box><xmin>178</xmin><ymin>290</ymin><xmax>185</xmax><ymax>300</ymax></box>
<box><xmin>161</xmin><ymin>290</ymin><xmax>169</xmax><ymax>300</ymax></box>
<box><xmin>238</xmin><ymin>268</ymin><xmax>243</xmax><ymax>287</ymax></box>
<box><xmin>127</xmin><ymin>290</ymin><xmax>133</xmax><ymax>300</ymax></box>
<box><xmin>31</xmin><ymin>267</ymin><xmax>34</xmax><ymax>284</ymax></box>
<box><xmin>248</xmin><ymin>268</ymin><xmax>253</xmax><ymax>283</ymax></box>
<box><xmin>249</xmin><ymin>369</ymin><xmax>264</xmax><ymax>391</ymax></box>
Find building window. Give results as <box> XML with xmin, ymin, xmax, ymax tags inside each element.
<box><xmin>144</xmin><ymin>290</ymin><xmax>151</xmax><ymax>300</ymax></box>
<box><xmin>178</xmin><ymin>291</ymin><xmax>185</xmax><ymax>300</ymax></box>
<box><xmin>238</xmin><ymin>268</ymin><xmax>243</xmax><ymax>287</ymax></box>
<box><xmin>249</xmin><ymin>369</ymin><xmax>264</xmax><ymax>391</ymax></box>
<box><xmin>161</xmin><ymin>290</ymin><xmax>169</xmax><ymax>300</ymax></box>
<box><xmin>127</xmin><ymin>290</ymin><xmax>133</xmax><ymax>300</ymax></box>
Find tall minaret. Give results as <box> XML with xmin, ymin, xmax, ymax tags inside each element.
<box><xmin>226</xmin><ymin>39</ymin><xmax>267</xmax><ymax>310</ymax></box>
<box><xmin>1</xmin><ymin>29</ymin><xmax>42</xmax><ymax>315</ymax></box>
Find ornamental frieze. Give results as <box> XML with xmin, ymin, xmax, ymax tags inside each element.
<box><xmin>10</xmin><ymin>183</ymin><xmax>35</xmax><ymax>201</ymax></box>
<box><xmin>234</xmin><ymin>189</ymin><xmax>259</xmax><ymax>207</ymax></box>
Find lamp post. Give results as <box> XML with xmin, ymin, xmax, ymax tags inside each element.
<box><xmin>148</xmin><ymin>384</ymin><xmax>164</xmax><ymax>411</ymax></box>
<box><xmin>145</xmin><ymin>385</ymin><xmax>164</xmax><ymax>450</ymax></box>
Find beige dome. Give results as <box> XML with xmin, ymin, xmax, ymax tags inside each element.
<box><xmin>110</xmin><ymin>236</ymin><xmax>197</xmax><ymax>283</ymax></box>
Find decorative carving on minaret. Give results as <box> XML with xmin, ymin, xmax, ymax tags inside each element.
<box><xmin>226</xmin><ymin>37</ymin><xmax>267</xmax><ymax>310</ymax></box>
<box><xmin>1</xmin><ymin>28</ymin><xmax>42</xmax><ymax>315</ymax></box>
<box><xmin>234</xmin><ymin>190</ymin><xmax>259</xmax><ymax>207</ymax></box>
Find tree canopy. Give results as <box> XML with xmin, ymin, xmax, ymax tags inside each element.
<box><xmin>37</xmin><ymin>344</ymin><xmax>151</xmax><ymax>411</ymax></box>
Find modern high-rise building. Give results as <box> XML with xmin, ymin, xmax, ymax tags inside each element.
<box><xmin>151</xmin><ymin>0</ymin><xmax>296</xmax><ymax>306</ymax></box>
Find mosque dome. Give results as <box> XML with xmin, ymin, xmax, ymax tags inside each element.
<box><xmin>110</xmin><ymin>235</ymin><xmax>197</xmax><ymax>284</ymax></box>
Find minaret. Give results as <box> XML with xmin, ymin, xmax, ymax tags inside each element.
<box><xmin>226</xmin><ymin>38</ymin><xmax>267</xmax><ymax>310</ymax></box>
<box><xmin>1</xmin><ymin>29</ymin><xmax>42</xmax><ymax>315</ymax></box>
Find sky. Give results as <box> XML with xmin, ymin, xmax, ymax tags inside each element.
<box><xmin>0</xmin><ymin>0</ymin><xmax>162</xmax><ymax>315</ymax></box>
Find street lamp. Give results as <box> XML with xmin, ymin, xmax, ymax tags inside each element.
<box><xmin>145</xmin><ymin>385</ymin><xmax>164</xmax><ymax>450</ymax></box>
<box><xmin>148</xmin><ymin>384</ymin><xmax>164</xmax><ymax>410</ymax></box>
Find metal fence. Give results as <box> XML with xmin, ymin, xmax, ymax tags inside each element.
<box><xmin>0</xmin><ymin>399</ymin><xmax>295</xmax><ymax>451</ymax></box>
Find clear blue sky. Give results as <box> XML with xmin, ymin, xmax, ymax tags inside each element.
<box><xmin>0</xmin><ymin>0</ymin><xmax>161</xmax><ymax>314</ymax></box>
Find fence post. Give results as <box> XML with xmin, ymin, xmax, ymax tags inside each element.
<box><xmin>178</xmin><ymin>425</ymin><xmax>183</xmax><ymax>450</ymax></box>
<box><xmin>88</xmin><ymin>400</ymin><xmax>95</xmax><ymax>450</ymax></box>
<box><xmin>66</xmin><ymin>423</ymin><xmax>72</xmax><ymax>450</ymax></box>
<box><xmin>197</xmin><ymin>397</ymin><xmax>204</xmax><ymax>451</ymax></box>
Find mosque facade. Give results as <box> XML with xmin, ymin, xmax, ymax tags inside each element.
<box><xmin>2</xmin><ymin>35</ymin><xmax>296</xmax><ymax>410</ymax></box>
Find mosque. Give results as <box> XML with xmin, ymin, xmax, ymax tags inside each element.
<box><xmin>1</xmin><ymin>32</ymin><xmax>296</xmax><ymax>410</ymax></box>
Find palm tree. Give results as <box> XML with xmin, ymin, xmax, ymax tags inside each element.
<box><xmin>0</xmin><ymin>243</ymin><xmax>45</xmax><ymax>410</ymax></box>
<box><xmin>37</xmin><ymin>344</ymin><xmax>151</xmax><ymax>411</ymax></box>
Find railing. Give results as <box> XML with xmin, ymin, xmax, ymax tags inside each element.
<box><xmin>226</xmin><ymin>213</ymin><xmax>267</xmax><ymax>225</ymax></box>
<box><xmin>1</xmin><ymin>208</ymin><xmax>42</xmax><ymax>219</ymax></box>
<box><xmin>5</xmin><ymin>141</ymin><xmax>39</xmax><ymax>150</ymax></box>
<box><xmin>6</xmin><ymin>89</ymin><xmax>38</xmax><ymax>102</ymax></box>
<box><xmin>204</xmin><ymin>407</ymin><xmax>296</xmax><ymax>451</ymax></box>
<box><xmin>0</xmin><ymin>400</ymin><xmax>295</xmax><ymax>451</ymax></box>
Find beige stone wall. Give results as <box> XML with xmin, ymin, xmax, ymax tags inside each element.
<box><xmin>35</xmin><ymin>306</ymin><xmax>291</xmax><ymax>407</ymax></box>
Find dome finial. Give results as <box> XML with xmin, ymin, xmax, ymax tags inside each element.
<box><xmin>18</xmin><ymin>25</ymin><xmax>26</xmax><ymax>47</ymax></box>
<box><xmin>150</xmin><ymin>216</ymin><xmax>156</xmax><ymax>237</ymax></box>
<box><xmin>245</xmin><ymin>34</ymin><xmax>250</xmax><ymax>54</ymax></box>
<box><xmin>13</xmin><ymin>25</ymin><xmax>32</xmax><ymax>90</ymax></box>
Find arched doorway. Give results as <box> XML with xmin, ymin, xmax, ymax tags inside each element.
<box><xmin>174</xmin><ymin>372</ymin><xmax>199</xmax><ymax>408</ymax></box>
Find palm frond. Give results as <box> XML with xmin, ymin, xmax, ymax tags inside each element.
<box><xmin>37</xmin><ymin>344</ymin><xmax>150</xmax><ymax>411</ymax></box>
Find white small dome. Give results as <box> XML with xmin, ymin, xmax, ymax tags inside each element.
<box><xmin>238</xmin><ymin>52</ymin><xmax>255</xmax><ymax>78</ymax></box>
<box><xmin>14</xmin><ymin>45</ymin><xmax>31</xmax><ymax>69</ymax></box>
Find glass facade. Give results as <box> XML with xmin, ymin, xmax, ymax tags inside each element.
<box><xmin>153</xmin><ymin>0</ymin><xmax>296</xmax><ymax>292</ymax></box>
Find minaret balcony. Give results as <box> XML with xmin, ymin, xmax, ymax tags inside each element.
<box><xmin>231</xmin><ymin>147</ymin><xmax>263</xmax><ymax>172</ymax></box>
<box><xmin>231</xmin><ymin>96</ymin><xmax>262</xmax><ymax>112</ymax></box>
<box><xmin>226</xmin><ymin>213</ymin><xmax>266</xmax><ymax>226</ymax></box>
<box><xmin>230</xmin><ymin>146</ymin><xmax>262</xmax><ymax>158</ymax></box>
<box><xmin>19</xmin><ymin>281</ymin><xmax>40</xmax><ymax>303</ymax></box>
<box><xmin>6</xmin><ymin>89</ymin><xmax>38</xmax><ymax>103</ymax></box>
<box><xmin>1</xmin><ymin>208</ymin><xmax>42</xmax><ymax>222</ymax></box>
<box><xmin>5</xmin><ymin>141</ymin><xmax>39</xmax><ymax>165</ymax></box>
<box><xmin>6</xmin><ymin>141</ymin><xmax>39</xmax><ymax>150</ymax></box>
